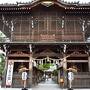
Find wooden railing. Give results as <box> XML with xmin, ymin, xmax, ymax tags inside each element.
<box><xmin>12</xmin><ymin>73</ymin><xmax>31</xmax><ymax>88</ymax></box>
<box><xmin>13</xmin><ymin>34</ymin><xmax>83</xmax><ymax>42</ymax></box>
<box><xmin>72</xmin><ymin>72</ymin><xmax>90</xmax><ymax>88</ymax></box>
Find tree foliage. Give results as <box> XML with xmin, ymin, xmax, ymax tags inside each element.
<box><xmin>52</xmin><ymin>70</ymin><xmax>58</xmax><ymax>76</ymax></box>
<box><xmin>38</xmin><ymin>63</ymin><xmax>53</xmax><ymax>70</ymax></box>
<box><xmin>0</xmin><ymin>55</ymin><xmax>5</xmax><ymax>75</ymax></box>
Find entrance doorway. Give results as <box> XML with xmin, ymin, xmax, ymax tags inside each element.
<box><xmin>32</xmin><ymin>45</ymin><xmax>62</xmax><ymax>89</ymax></box>
<box><xmin>13</xmin><ymin>62</ymin><xmax>29</xmax><ymax>73</ymax></box>
<box><xmin>12</xmin><ymin>62</ymin><xmax>29</xmax><ymax>88</ymax></box>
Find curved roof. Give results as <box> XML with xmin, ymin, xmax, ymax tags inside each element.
<box><xmin>0</xmin><ymin>0</ymin><xmax>90</xmax><ymax>9</ymax></box>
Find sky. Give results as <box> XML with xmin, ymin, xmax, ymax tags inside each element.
<box><xmin>0</xmin><ymin>0</ymin><xmax>89</xmax><ymax>4</ymax></box>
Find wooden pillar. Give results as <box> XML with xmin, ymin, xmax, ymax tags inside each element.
<box><xmin>82</xmin><ymin>31</ymin><xmax>85</xmax><ymax>42</ymax></box>
<box><xmin>63</xmin><ymin>54</ymin><xmax>67</xmax><ymax>88</ymax></box>
<box><xmin>58</xmin><ymin>70</ymin><xmax>60</xmax><ymax>84</ymax></box>
<box><xmin>29</xmin><ymin>44</ymin><xmax>32</xmax><ymax>88</ymax></box>
<box><xmin>88</xmin><ymin>56</ymin><xmax>90</xmax><ymax>72</ymax></box>
<box><xmin>63</xmin><ymin>54</ymin><xmax>67</xmax><ymax>70</ymax></box>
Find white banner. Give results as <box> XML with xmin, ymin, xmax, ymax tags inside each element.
<box><xmin>68</xmin><ymin>72</ymin><xmax>74</xmax><ymax>81</ymax></box>
<box><xmin>6</xmin><ymin>61</ymin><xmax>14</xmax><ymax>86</ymax></box>
<box><xmin>22</xmin><ymin>72</ymin><xmax>27</xmax><ymax>80</ymax></box>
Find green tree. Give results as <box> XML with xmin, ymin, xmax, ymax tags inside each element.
<box><xmin>0</xmin><ymin>31</ymin><xmax>7</xmax><ymax>42</ymax></box>
<box><xmin>0</xmin><ymin>54</ymin><xmax>5</xmax><ymax>76</ymax></box>
<box><xmin>52</xmin><ymin>70</ymin><xmax>58</xmax><ymax>76</ymax></box>
<box><xmin>38</xmin><ymin>63</ymin><xmax>54</xmax><ymax>71</ymax></box>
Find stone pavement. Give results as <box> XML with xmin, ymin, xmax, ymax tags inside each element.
<box><xmin>32</xmin><ymin>78</ymin><xmax>65</xmax><ymax>90</ymax></box>
<box><xmin>0</xmin><ymin>88</ymin><xmax>90</xmax><ymax>90</ymax></box>
<box><xmin>0</xmin><ymin>79</ymin><xmax>90</xmax><ymax>90</ymax></box>
<box><xmin>0</xmin><ymin>88</ymin><xmax>31</xmax><ymax>90</ymax></box>
<box><xmin>0</xmin><ymin>81</ymin><xmax>31</xmax><ymax>90</ymax></box>
<box><xmin>32</xmin><ymin>78</ymin><xmax>90</xmax><ymax>90</ymax></box>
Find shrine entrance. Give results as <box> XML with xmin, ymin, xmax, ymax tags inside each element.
<box><xmin>32</xmin><ymin>44</ymin><xmax>90</xmax><ymax>88</ymax></box>
<box><xmin>12</xmin><ymin>62</ymin><xmax>29</xmax><ymax>88</ymax></box>
<box><xmin>0</xmin><ymin>44</ymin><xmax>89</xmax><ymax>88</ymax></box>
<box><xmin>32</xmin><ymin>45</ymin><xmax>63</xmax><ymax>87</ymax></box>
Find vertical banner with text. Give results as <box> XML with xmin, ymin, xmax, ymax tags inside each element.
<box><xmin>6</xmin><ymin>61</ymin><xmax>14</xmax><ymax>87</ymax></box>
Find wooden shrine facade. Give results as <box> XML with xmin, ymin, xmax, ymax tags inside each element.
<box><xmin>0</xmin><ymin>0</ymin><xmax>90</xmax><ymax>42</ymax></box>
<box><xmin>0</xmin><ymin>0</ymin><xmax>90</xmax><ymax>88</ymax></box>
<box><xmin>1</xmin><ymin>44</ymin><xmax>32</xmax><ymax>88</ymax></box>
<box><xmin>0</xmin><ymin>43</ymin><xmax>90</xmax><ymax>88</ymax></box>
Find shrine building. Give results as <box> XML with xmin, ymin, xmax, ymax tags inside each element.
<box><xmin>0</xmin><ymin>0</ymin><xmax>90</xmax><ymax>88</ymax></box>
